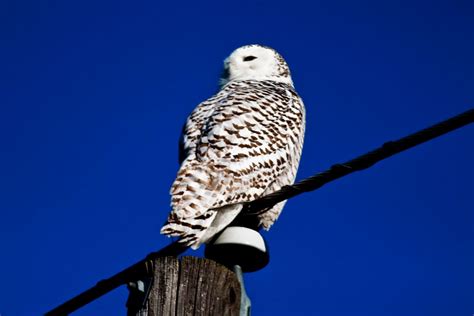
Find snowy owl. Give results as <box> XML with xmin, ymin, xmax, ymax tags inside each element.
<box><xmin>161</xmin><ymin>44</ymin><xmax>306</xmax><ymax>249</ymax></box>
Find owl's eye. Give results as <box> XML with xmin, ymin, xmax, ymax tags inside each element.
<box><xmin>243</xmin><ymin>56</ymin><xmax>257</xmax><ymax>62</ymax></box>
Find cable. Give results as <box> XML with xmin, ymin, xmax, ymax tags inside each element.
<box><xmin>45</xmin><ymin>108</ymin><xmax>473</xmax><ymax>315</ymax></box>
<box><xmin>242</xmin><ymin>108</ymin><xmax>474</xmax><ymax>215</ymax></box>
<box><xmin>45</xmin><ymin>241</ymin><xmax>189</xmax><ymax>315</ymax></box>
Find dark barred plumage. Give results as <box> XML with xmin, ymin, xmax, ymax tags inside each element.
<box><xmin>161</xmin><ymin>45</ymin><xmax>305</xmax><ymax>249</ymax></box>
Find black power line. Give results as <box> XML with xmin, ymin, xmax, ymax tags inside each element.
<box><xmin>45</xmin><ymin>108</ymin><xmax>473</xmax><ymax>315</ymax></box>
<box><xmin>45</xmin><ymin>242</ymin><xmax>189</xmax><ymax>316</ymax></box>
<box><xmin>242</xmin><ymin>108</ymin><xmax>474</xmax><ymax>215</ymax></box>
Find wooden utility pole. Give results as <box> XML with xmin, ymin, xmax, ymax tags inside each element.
<box><xmin>127</xmin><ymin>256</ymin><xmax>242</xmax><ymax>316</ymax></box>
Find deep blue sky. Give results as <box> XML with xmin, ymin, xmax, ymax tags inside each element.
<box><xmin>1</xmin><ymin>0</ymin><xmax>473</xmax><ymax>315</ymax></box>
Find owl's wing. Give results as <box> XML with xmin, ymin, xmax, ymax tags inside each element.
<box><xmin>163</xmin><ymin>82</ymin><xmax>305</xmax><ymax>247</ymax></box>
<box><xmin>178</xmin><ymin>96</ymin><xmax>219</xmax><ymax>164</ymax></box>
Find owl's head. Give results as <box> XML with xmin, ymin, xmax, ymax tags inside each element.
<box><xmin>220</xmin><ymin>45</ymin><xmax>293</xmax><ymax>87</ymax></box>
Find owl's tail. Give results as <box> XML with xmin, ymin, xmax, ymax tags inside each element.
<box><xmin>160</xmin><ymin>204</ymin><xmax>242</xmax><ymax>250</ymax></box>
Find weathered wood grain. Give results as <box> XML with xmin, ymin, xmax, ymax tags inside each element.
<box><xmin>129</xmin><ymin>256</ymin><xmax>241</xmax><ymax>316</ymax></box>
